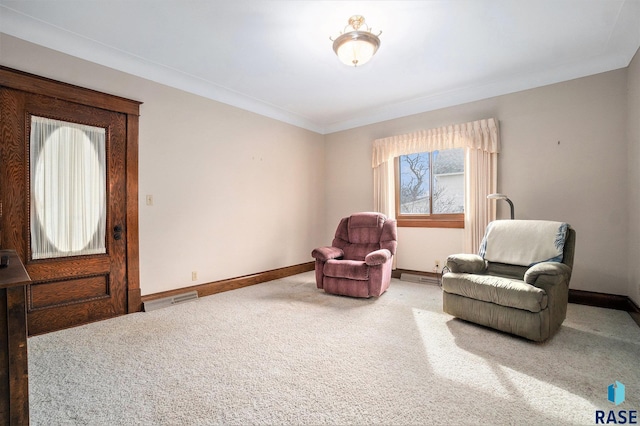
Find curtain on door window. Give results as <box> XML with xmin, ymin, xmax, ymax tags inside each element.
<box><xmin>30</xmin><ymin>116</ymin><xmax>107</xmax><ymax>259</ymax></box>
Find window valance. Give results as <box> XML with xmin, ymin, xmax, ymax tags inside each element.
<box><xmin>372</xmin><ymin>118</ymin><xmax>499</xmax><ymax>168</ymax></box>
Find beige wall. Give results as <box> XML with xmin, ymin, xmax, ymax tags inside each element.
<box><xmin>1</xmin><ymin>33</ymin><xmax>637</xmax><ymax>299</ymax></box>
<box><xmin>628</xmin><ymin>47</ymin><xmax>640</xmax><ymax>307</ymax></box>
<box><xmin>325</xmin><ymin>69</ymin><xmax>630</xmax><ymax>295</ymax></box>
<box><xmin>0</xmin><ymin>34</ymin><xmax>326</xmax><ymax>296</ymax></box>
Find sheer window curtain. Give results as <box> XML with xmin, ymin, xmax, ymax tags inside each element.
<box><xmin>30</xmin><ymin>116</ymin><xmax>107</xmax><ymax>259</ymax></box>
<box><xmin>373</xmin><ymin>159</ymin><xmax>395</xmax><ymax>218</ymax></box>
<box><xmin>372</xmin><ymin>118</ymin><xmax>499</xmax><ymax>254</ymax></box>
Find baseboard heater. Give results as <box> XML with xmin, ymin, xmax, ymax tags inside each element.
<box><xmin>143</xmin><ymin>290</ymin><xmax>199</xmax><ymax>312</ymax></box>
<box><xmin>400</xmin><ymin>273</ymin><xmax>440</xmax><ymax>286</ymax></box>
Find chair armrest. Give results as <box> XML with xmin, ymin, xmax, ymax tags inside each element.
<box><xmin>311</xmin><ymin>246</ymin><xmax>344</xmax><ymax>262</ymax></box>
<box><xmin>446</xmin><ymin>254</ymin><xmax>486</xmax><ymax>274</ymax></box>
<box><xmin>365</xmin><ymin>249</ymin><xmax>392</xmax><ymax>266</ymax></box>
<box><xmin>524</xmin><ymin>262</ymin><xmax>572</xmax><ymax>285</ymax></box>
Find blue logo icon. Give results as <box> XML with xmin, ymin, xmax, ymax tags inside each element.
<box><xmin>608</xmin><ymin>381</ymin><xmax>625</xmax><ymax>406</ymax></box>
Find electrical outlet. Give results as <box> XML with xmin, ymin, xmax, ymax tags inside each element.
<box><xmin>191</xmin><ymin>271</ymin><xmax>198</xmax><ymax>281</ymax></box>
<box><xmin>435</xmin><ymin>260</ymin><xmax>441</xmax><ymax>270</ymax></box>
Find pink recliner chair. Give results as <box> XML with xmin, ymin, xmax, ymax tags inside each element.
<box><xmin>311</xmin><ymin>212</ymin><xmax>397</xmax><ymax>298</ymax></box>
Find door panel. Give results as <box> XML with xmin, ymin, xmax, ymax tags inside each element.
<box><xmin>29</xmin><ymin>275</ymin><xmax>109</xmax><ymax>310</ymax></box>
<box><xmin>0</xmin><ymin>87</ymin><xmax>128</xmax><ymax>335</ymax></box>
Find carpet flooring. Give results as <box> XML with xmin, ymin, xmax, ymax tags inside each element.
<box><xmin>28</xmin><ymin>271</ymin><xmax>640</xmax><ymax>425</ymax></box>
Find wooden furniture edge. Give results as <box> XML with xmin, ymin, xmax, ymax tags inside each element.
<box><xmin>0</xmin><ymin>250</ymin><xmax>31</xmax><ymax>424</ymax></box>
<box><xmin>141</xmin><ymin>262</ymin><xmax>315</xmax><ymax>304</ymax></box>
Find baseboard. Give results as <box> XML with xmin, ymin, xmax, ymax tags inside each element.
<box><xmin>141</xmin><ymin>261</ymin><xmax>315</xmax><ymax>304</ymax></box>
<box><xmin>566</xmin><ymin>290</ymin><xmax>640</xmax><ymax>328</ymax></box>
<box><xmin>142</xmin><ymin>265</ymin><xmax>640</xmax><ymax>328</ymax></box>
<box><xmin>568</xmin><ymin>289</ymin><xmax>636</xmax><ymax>311</ymax></box>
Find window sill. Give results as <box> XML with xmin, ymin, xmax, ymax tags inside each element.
<box><xmin>397</xmin><ymin>215</ymin><xmax>464</xmax><ymax>229</ymax></box>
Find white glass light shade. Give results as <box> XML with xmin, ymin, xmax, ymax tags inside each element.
<box><xmin>333</xmin><ymin>31</ymin><xmax>380</xmax><ymax>67</ymax></box>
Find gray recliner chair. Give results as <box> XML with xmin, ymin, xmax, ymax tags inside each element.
<box><xmin>442</xmin><ymin>220</ymin><xmax>576</xmax><ymax>342</ymax></box>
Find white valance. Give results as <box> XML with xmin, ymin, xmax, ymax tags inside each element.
<box><xmin>372</xmin><ymin>118</ymin><xmax>499</xmax><ymax>168</ymax></box>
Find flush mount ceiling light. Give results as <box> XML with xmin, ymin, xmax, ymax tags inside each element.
<box><xmin>331</xmin><ymin>15</ymin><xmax>382</xmax><ymax>67</ymax></box>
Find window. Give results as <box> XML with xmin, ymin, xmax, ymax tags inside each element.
<box><xmin>395</xmin><ymin>148</ymin><xmax>464</xmax><ymax>228</ymax></box>
<box><xmin>30</xmin><ymin>116</ymin><xmax>107</xmax><ymax>259</ymax></box>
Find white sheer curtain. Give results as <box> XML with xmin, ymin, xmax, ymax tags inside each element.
<box><xmin>30</xmin><ymin>116</ymin><xmax>107</xmax><ymax>259</ymax></box>
<box><xmin>464</xmin><ymin>144</ymin><xmax>498</xmax><ymax>253</ymax></box>
<box><xmin>372</xmin><ymin>118</ymin><xmax>499</xmax><ymax>253</ymax></box>
<box><xmin>372</xmin><ymin>159</ymin><xmax>395</xmax><ymax>218</ymax></box>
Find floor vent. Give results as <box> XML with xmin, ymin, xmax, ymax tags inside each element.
<box><xmin>400</xmin><ymin>273</ymin><xmax>440</xmax><ymax>286</ymax></box>
<box><xmin>143</xmin><ymin>290</ymin><xmax>199</xmax><ymax>312</ymax></box>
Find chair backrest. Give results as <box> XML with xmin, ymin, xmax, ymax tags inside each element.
<box><xmin>482</xmin><ymin>220</ymin><xmax>576</xmax><ymax>279</ymax></box>
<box><xmin>332</xmin><ymin>212</ymin><xmax>397</xmax><ymax>261</ymax></box>
<box><xmin>480</xmin><ymin>220</ymin><xmax>570</xmax><ymax>265</ymax></box>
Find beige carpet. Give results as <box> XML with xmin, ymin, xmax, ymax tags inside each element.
<box><xmin>28</xmin><ymin>271</ymin><xmax>640</xmax><ymax>425</ymax></box>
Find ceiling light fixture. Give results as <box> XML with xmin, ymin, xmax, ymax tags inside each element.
<box><xmin>331</xmin><ymin>15</ymin><xmax>381</xmax><ymax>67</ymax></box>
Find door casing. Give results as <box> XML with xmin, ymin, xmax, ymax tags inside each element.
<box><xmin>0</xmin><ymin>66</ymin><xmax>142</xmax><ymax>333</ymax></box>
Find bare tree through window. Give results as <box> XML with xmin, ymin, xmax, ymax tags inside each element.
<box><xmin>398</xmin><ymin>149</ymin><xmax>464</xmax><ymax>215</ymax></box>
<box><xmin>399</xmin><ymin>153</ymin><xmax>429</xmax><ymax>214</ymax></box>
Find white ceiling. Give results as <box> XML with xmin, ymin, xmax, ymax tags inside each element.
<box><xmin>1</xmin><ymin>1</ymin><xmax>639</xmax><ymax>134</ymax></box>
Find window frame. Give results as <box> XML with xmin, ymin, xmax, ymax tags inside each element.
<box><xmin>394</xmin><ymin>154</ymin><xmax>465</xmax><ymax>229</ymax></box>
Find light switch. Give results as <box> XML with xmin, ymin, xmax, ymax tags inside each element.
<box><xmin>146</xmin><ymin>195</ymin><xmax>153</xmax><ymax>206</ymax></box>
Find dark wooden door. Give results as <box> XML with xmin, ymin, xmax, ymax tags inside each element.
<box><xmin>0</xmin><ymin>87</ymin><xmax>128</xmax><ymax>335</ymax></box>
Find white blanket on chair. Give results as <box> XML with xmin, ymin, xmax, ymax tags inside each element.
<box><xmin>479</xmin><ymin>220</ymin><xmax>568</xmax><ymax>267</ymax></box>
